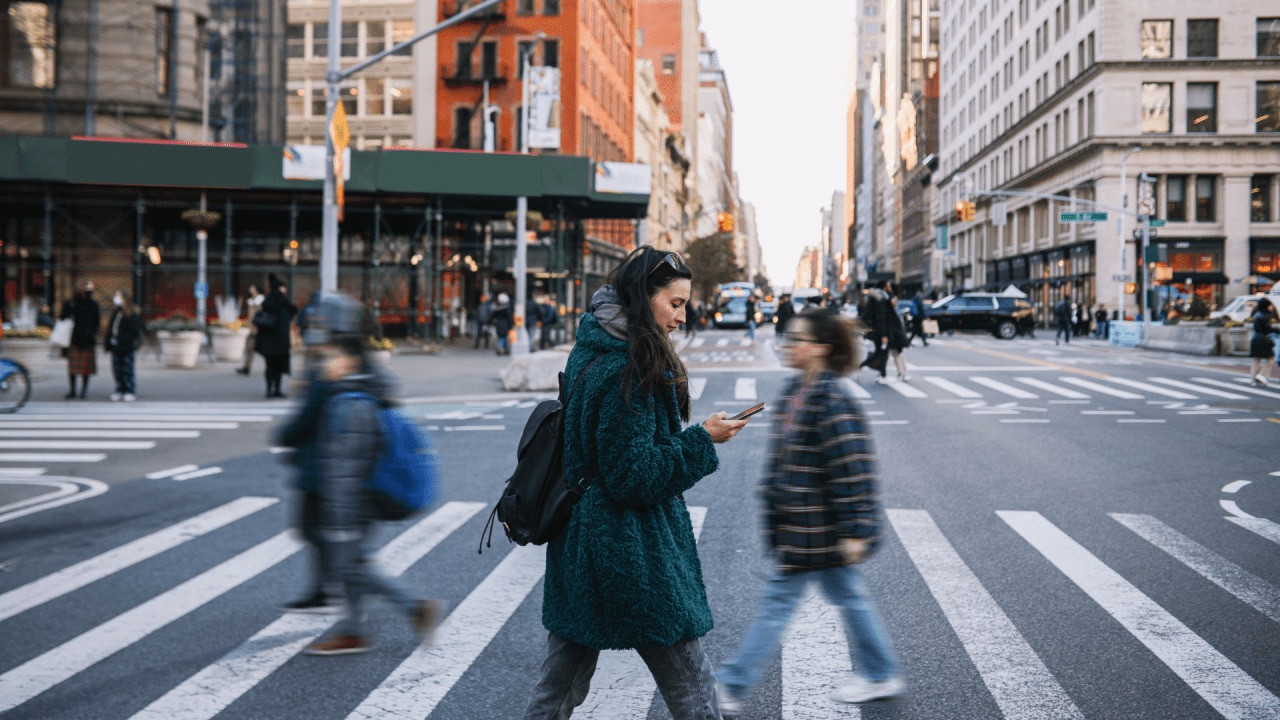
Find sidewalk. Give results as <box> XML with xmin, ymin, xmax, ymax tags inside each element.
<box><xmin>15</xmin><ymin>336</ymin><xmax>543</xmax><ymax>405</ymax></box>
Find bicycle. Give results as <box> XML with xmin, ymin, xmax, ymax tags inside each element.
<box><xmin>0</xmin><ymin>356</ymin><xmax>31</xmax><ymax>413</ymax></box>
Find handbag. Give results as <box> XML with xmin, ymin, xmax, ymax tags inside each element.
<box><xmin>49</xmin><ymin>319</ymin><xmax>74</xmax><ymax>348</ymax></box>
<box><xmin>921</xmin><ymin>319</ymin><xmax>939</xmax><ymax>335</ymax></box>
<box><xmin>252</xmin><ymin>309</ymin><xmax>277</xmax><ymax>329</ymax></box>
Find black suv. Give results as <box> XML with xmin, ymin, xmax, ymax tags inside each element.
<box><xmin>926</xmin><ymin>293</ymin><xmax>1035</xmax><ymax>339</ymax></box>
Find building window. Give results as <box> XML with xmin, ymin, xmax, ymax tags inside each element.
<box><xmin>543</xmin><ymin>38</ymin><xmax>559</xmax><ymax>68</ymax></box>
<box><xmin>287</xmin><ymin>80</ymin><xmax>305</xmax><ymax>116</ymax></box>
<box><xmin>313</xmin><ymin>22</ymin><xmax>328</xmax><ymax>59</ymax></box>
<box><xmin>1166</xmin><ymin>176</ymin><xmax>1187</xmax><ymax>221</ymax></box>
<box><xmin>1</xmin><ymin>1</ymin><xmax>56</xmax><ymax>88</ymax></box>
<box><xmin>365</xmin><ymin>77</ymin><xmax>384</xmax><ymax>115</ymax></box>
<box><xmin>1187</xmin><ymin>83</ymin><xmax>1216</xmax><ymax>133</ymax></box>
<box><xmin>517</xmin><ymin>40</ymin><xmax>533</xmax><ymax>77</ymax></box>
<box><xmin>1258</xmin><ymin>18</ymin><xmax>1280</xmax><ymax>57</ymax></box>
<box><xmin>1141</xmin><ymin>82</ymin><xmax>1172</xmax><ymax>133</ymax></box>
<box><xmin>481</xmin><ymin>40</ymin><xmax>498</xmax><ymax>78</ymax></box>
<box><xmin>453</xmin><ymin>107</ymin><xmax>473</xmax><ymax>148</ymax></box>
<box><xmin>366</xmin><ymin>20</ymin><xmax>386</xmax><ymax>56</ymax></box>
<box><xmin>311</xmin><ymin>85</ymin><xmax>326</xmax><ymax>116</ymax></box>
<box><xmin>544</xmin><ymin>0</ymin><xmax>560</xmax><ymax>15</ymax></box>
<box><xmin>341</xmin><ymin>21</ymin><xmax>358</xmax><ymax>57</ymax></box>
<box><xmin>661</xmin><ymin>53</ymin><xmax>675</xmax><ymax>75</ymax></box>
<box><xmin>156</xmin><ymin>8</ymin><xmax>173</xmax><ymax>95</ymax></box>
<box><xmin>1195</xmin><ymin>177</ymin><xmax>1216</xmax><ymax>222</ymax></box>
<box><xmin>287</xmin><ymin>24</ymin><xmax>306</xmax><ymax>59</ymax></box>
<box><xmin>1141</xmin><ymin>20</ymin><xmax>1171</xmax><ymax>59</ymax></box>
<box><xmin>390</xmin><ymin>78</ymin><xmax>411</xmax><ymax>114</ymax></box>
<box><xmin>1252</xmin><ymin>176</ymin><xmax>1273</xmax><ymax>222</ymax></box>
<box><xmin>1259</xmin><ymin>82</ymin><xmax>1280</xmax><ymax>132</ymax></box>
<box><xmin>517</xmin><ymin>0</ymin><xmax>535</xmax><ymax>16</ymax></box>
<box><xmin>636</xmin><ymin>28</ymin><xmax>644</xmax><ymax>48</ymax></box>
<box><xmin>391</xmin><ymin>20</ymin><xmax>413</xmax><ymax>56</ymax></box>
<box><xmin>1186</xmin><ymin>19</ymin><xmax>1217</xmax><ymax>58</ymax></box>
<box><xmin>457</xmin><ymin>41</ymin><xmax>475</xmax><ymax>77</ymax></box>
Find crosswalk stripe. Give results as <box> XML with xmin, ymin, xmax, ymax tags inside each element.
<box><xmin>0</xmin><ymin>497</ymin><xmax>278</xmax><ymax>623</ymax></box>
<box><xmin>969</xmin><ymin>377</ymin><xmax>1038</xmax><ymax>399</ymax></box>
<box><xmin>1098</xmin><ymin>377</ymin><xmax>1197</xmax><ymax>399</ymax></box>
<box><xmin>0</xmin><ymin>415</ymin><xmax>272</xmax><ymax>423</ymax></box>
<box><xmin>130</xmin><ymin>501</ymin><xmax>486</xmax><ymax>720</ymax></box>
<box><xmin>0</xmin><ymin>440</ymin><xmax>156</xmax><ymax>450</ymax></box>
<box><xmin>348</xmin><ymin>544</ymin><xmax>548</xmax><ymax>719</ymax></box>
<box><xmin>716</xmin><ymin>339</ymin><xmax>730</xmax><ymax>347</ymax></box>
<box><xmin>888</xmin><ymin>510</ymin><xmax>1083</xmax><ymax>720</ymax></box>
<box><xmin>840</xmin><ymin>379</ymin><xmax>872</xmax><ymax>400</ymax></box>
<box><xmin>1147</xmin><ymin>377</ymin><xmax>1249</xmax><ymax>400</ymax></box>
<box><xmin>576</xmin><ymin>506</ymin><xmax>708</xmax><ymax>718</ymax></box>
<box><xmin>0</xmin><ymin>532</ymin><xmax>303</xmax><ymax>713</ymax></box>
<box><xmin>689</xmin><ymin>377</ymin><xmax>707</xmax><ymax>400</ymax></box>
<box><xmin>734</xmin><ymin>378</ymin><xmax>758</xmax><ymax>400</ymax></box>
<box><xmin>923</xmin><ymin>376</ymin><xmax>983</xmax><ymax>398</ymax></box>
<box><xmin>1014</xmin><ymin>377</ymin><xmax>1089</xmax><ymax>399</ymax></box>
<box><xmin>691</xmin><ymin>337</ymin><xmax>706</xmax><ymax>347</ymax></box>
<box><xmin>0</xmin><ymin>453</ymin><xmax>106</xmax><ymax>463</ymax></box>
<box><xmin>1226</xmin><ymin>516</ymin><xmax>1280</xmax><ymax>547</ymax></box>
<box><xmin>782</xmin><ymin>588</ymin><xmax>862</xmax><ymax>720</ymax></box>
<box><xmin>1058</xmin><ymin>377</ymin><xmax>1143</xmax><ymax>399</ymax></box>
<box><xmin>884</xmin><ymin>380</ymin><xmax>928</xmax><ymax>398</ymax></box>
<box><xmin>0</xmin><ymin>430</ymin><xmax>201</xmax><ymax>439</ymax></box>
<box><xmin>2</xmin><ymin>422</ymin><xmax>239</xmax><ymax>430</ymax></box>
<box><xmin>1111</xmin><ymin>514</ymin><xmax>1280</xmax><ymax>625</ymax></box>
<box><xmin>999</xmin><ymin>511</ymin><xmax>1280</xmax><ymax>718</ymax></box>
<box><xmin>1191</xmin><ymin>377</ymin><xmax>1280</xmax><ymax>400</ymax></box>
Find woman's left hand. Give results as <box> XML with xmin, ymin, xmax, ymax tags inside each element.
<box><xmin>839</xmin><ymin>537</ymin><xmax>869</xmax><ymax>565</ymax></box>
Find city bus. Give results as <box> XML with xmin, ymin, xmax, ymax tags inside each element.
<box><xmin>712</xmin><ymin>282</ymin><xmax>758</xmax><ymax>329</ymax></box>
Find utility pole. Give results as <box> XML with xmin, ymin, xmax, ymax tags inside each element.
<box><xmin>1117</xmin><ymin>147</ymin><xmax>1141</xmax><ymax>322</ymax></box>
<box><xmin>511</xmin><ymin>32</ymin><xmax>545</xmax><ymax>358</ymax></box>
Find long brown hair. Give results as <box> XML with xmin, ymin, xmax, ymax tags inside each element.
<box><xmin>608</xmin><ymin>246</ymin><xmax>694</xmax><ymax>421</ymax></box>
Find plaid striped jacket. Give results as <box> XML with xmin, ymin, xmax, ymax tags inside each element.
<box><xmin>762</xmin><ymin>371</ymin><xmax>881</xmax><ymax>574</ymax></box>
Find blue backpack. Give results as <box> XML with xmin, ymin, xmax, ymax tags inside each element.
<box><xmin>343</xmin><ymin>393</ymin><xmax>441</xmax><ymax>520</ymax></box>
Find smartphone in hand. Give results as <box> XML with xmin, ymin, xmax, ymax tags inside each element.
<box><xmin>730</xmin><ymin>402</ymin><xmax>766</xmax><ymax>421</ymax></box>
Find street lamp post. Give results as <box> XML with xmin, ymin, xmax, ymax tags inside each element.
<box><xmin>511</xmin><ymin>32</ymin><xmax>545</xmax><ymax>358</ymax></box>
<box><xmin>1118</xmin><ymin>146</ymin><xmax>1141</xmax><ymax>322</ymax></box>
<box><xmin>1139</xmin><ymin>173</ymin><xmax>1157</xmax><ymax>335</ymax></box>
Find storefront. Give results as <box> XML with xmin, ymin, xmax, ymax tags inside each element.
<box><xmin>1138</xmin><ymin>239</ymin><xmax>1226</xmax><ymax>319</ymax></box>
<box><xmin>986</xmin><ymin>241</ymin><xmax>1096</xmax><ymax>327</ymax></box>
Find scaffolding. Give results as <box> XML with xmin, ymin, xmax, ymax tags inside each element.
<box><xmin>207</xmin><ymin>0</ymin><xmax>286</xmax><ymax>144</ymax></box>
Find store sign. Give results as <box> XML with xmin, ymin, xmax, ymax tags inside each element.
<box><xmin>283</xmin><ymin>145</ymin><xmax>350</xmax><ymax>181</ymax></box>
<box><xmin>595</xmin><ymin>162</ymin><xmax>652</xmax><ymax>195</ymax></box>
<box><xmin>527</xmin><ymin>67</ymin><xmax>562</xmax><ymax>150</ymax></box>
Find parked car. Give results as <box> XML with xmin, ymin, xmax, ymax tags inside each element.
<box><xmin>926</xmin><ymin>293</ymin><xmax>1035</xmax><ymax>339</ymax></box>
<box><xmin>1209</xmin><ymin>293</ymin><xmax>1279</xmax><ymax>323</ymax></box>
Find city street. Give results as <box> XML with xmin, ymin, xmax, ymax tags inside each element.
<box><xmin>1</xmin><ymin>326</ymin><xmax>1278</xmax><ymax>719</ymax></box>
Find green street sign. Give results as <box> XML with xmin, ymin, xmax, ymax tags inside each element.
<box><xmin>1059</xmin><ymin>211</ymin><xmax>1108</xmax><ymax>222</ymax></box>
<box><xmin>1148</xmin><ymin>219</ymin><xmax>1166</xmax><ymax>227</ymax></box>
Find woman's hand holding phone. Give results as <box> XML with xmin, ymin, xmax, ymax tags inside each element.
<box><xmin>702</xmin><ymin>410</ymin><xmax>749</xmax><ymax>443</ymax></box>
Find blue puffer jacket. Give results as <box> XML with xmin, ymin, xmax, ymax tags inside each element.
<box><xmin>541</xmin><ymin>312</ymin><xmax>720</xmax><ymax>650</ymax></box>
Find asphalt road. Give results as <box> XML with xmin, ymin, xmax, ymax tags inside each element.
<box><xmin>1</xmin><ymin>326</ymin><xmax>1277</xmax><ymax>719</ymax></box>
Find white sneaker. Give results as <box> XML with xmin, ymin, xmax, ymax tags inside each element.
<box><xmin>109</xmin><ymin>393</ymin><xmax>122</xmax><ymax>402</ymax></box>
<box><xmin>900</xmin><ymin>375</ymin><xmax>910</xmax><ymax>382</ymax></box>
<box><xmin>715</xmin><ymin>681</ymin><xmax>743</xmax><ymax>718</ymax></box>
<box><xmin>876</xmin><ymin>376</ymin><xmax>889</xmax><ymax>385</ymax></box>
<box><xmin>123</xmin><ymin>393</ymin><xmax>136</xmax><ymax>402</ymax></box>
<box><xmin>830</xmin><ymin>674</ymin><xmax>906</xmax><ymax>704</ymax></box>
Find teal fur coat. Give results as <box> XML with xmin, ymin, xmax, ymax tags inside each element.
<box><xmin>541</xmin><ymin>312</ymin><xmax>720</xmax><ymax>650</ymax></box>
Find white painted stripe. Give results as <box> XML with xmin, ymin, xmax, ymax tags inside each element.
<box><xmin>347</xmin><ymin>545</ymin><xmax>548</xmax><ymax>720</ymax></box>
<box><xmin>871</xmin><ymin>420</ymin><xmax>910</xmax><ymax>425</ymax></box>
<box><xmin>999</xmin><ymin>511</ymin><xmax>1280</xmax><ymax>718</ymax></box>
<box><xmin>1098</xmin><ymin>377</ymin><xmax>1197</xmax><ymax>399</ymax></box>
<box><xmin>782</xmin><ymin>588</ymin><xmax>863</xmax><ymax>720</ymax></box>
<box><xmin>1000</xmin><ymin>419</ymin><xmax>1051</xmax><ymax>423</ymax></box>
<box><xmin>884</xmin><ymin>380</ymin><xmax>928</xmax><ymax>398</ymax></box>
<box><xmin>0</xmin><ymin>415</ymin><xmax>270</xmax><ymax>423</ymax></box>
<box><xmin>1219</xmin><ymin>418</ymin><xmax>1262</xmax><ymax>423</ymax></box>
<box><xmin>0</xmin><ymin>468</ymin><xmax>47</xmax><ymax>476</ymax></box>
<box><xmin>923</xmin><ymin>376</ymin><xmax>982</xmax><ymax>398</ymax></box>
<box><xmin>734</xmin><ymin>377</ymin><xmax>758</xmax><ymax>400</ymax></box>
<box><xmin>1059</xmin><ymin>377</ymin><xmax>1143</xmax><ymax>399</ymax></box>
<box><xmin>888</xmin><ymin>509</ymin><xmax>1082</xmax><ymax>720</ymax></box>
<box><xmin>442</xmin><ymin>425</ymin><xmax>505</xmax><ymax>432</ymax></box>
<box><xmin>1227</xmin><ymin>517</ymin><xmax>1280</xmax><ymax>546</ymax></box>
<box><xmin>3</xmin><ymin>422</ymin><xmax>238</xmax><ymax>431</ymax></box>
<box><xmin>130</xmin><ymin>502</ymin><xmax>485</xmax><ymax>720</ymax></box>
<box><xmin>1081</xmin><ymin>410</ymin><xmax>1135</xmax><ymax>416</ymax></box>
<box><xmin>0</xmin><ymin>497</ymin><xmax>277</xmax><ymax>622</ymax></box>
<box><xmin>16</xmin><ymin>404</ymin><xmax>288</xmax><ymax>415</ymax></box>
<box><xmin>840</xmin><ymin>379</ymin><xmax>872</xmax><ymax>400</ymax></box>
<box><xmin>146</xmin><ymin>465</ymin><xmax>199</xmax><ymax>480</ymax></box>
<box><xmin>689</xmin><ymin>377</ymin><xmax>707</xmax><ymax>400</ymax></box>
<box><xmin>1117</xmin><ymin>419</ymin><xmax>1165</xmax><ymax>424</ymax></box>
<box><xmin>0</xmin><ymin>440</ymin><xmax>155</xmax><ymax>450</ymax></box>
<box><xmin>0</xmin><ymin>430</ymin><xmax>201</xmax><ymax>439</ymax></box>
<box><xmin>1014</xmin><ymin>377</ymin><xmax>1089</xmax><ymax>399</ymax></box>
<box><xmin>1221</xmin><ymin>500</ymin><xmax>1255</xmax><ymax>519</ymax></box>
<box><xmin>576</xmin><ymin>506</ymin><xmax>708</xmax><ymax>718</ymax></box>
<box><xmin>1222</xmin><ymin>480</ymin><xmax>1251</xmax><ymax>494</ymax></box>
<box><xmin>1111</xmin><ymin>513</ymin><xmax>1280</xmax><ymax>625</ymax></box>
<box><xmin>1191</xmin><ymin>377</ymin><xmax>1280</xmax><ymax>400</ymax></box>
<box><xmin>740</xmin><ymin>338</ymin><xmax>753</xmax><ymax>347</ymax></box>
<box><xmin>0</xmin><ymin>532</ymin><xmax>303</xmax><ymax>713</ymax></box>
<box><xmin>716</xmin><ymin>338</ymin><xmax>730</xmax><ymax>347</ymax></box>
<box><xmin>969</xmin><ymin>377</ymin><xmax>1038</xmax><ymax>399</ymax></box>
<box><xmin>0</xmin><ymin>453</ymin><xmax>106</xmax><ymax>463</ymax></box>
<box><xmin>172</xmin><ymin>467</ymin><xmax>222</xmax><ymax>481</ymax></box>
<box><xmin>691</xmin><ymin>337</ymin><xmax>706</xmax><ymax>347</ymax></box>
<box><xmin>0</xmin><ymin>478</ymin><xmax>108</xmax><ymax>524</ymax></box>
<box><xmin>1148</xmin><ymin>377</ymin><xmax>1249</xmax><ymax>400</ymax></box>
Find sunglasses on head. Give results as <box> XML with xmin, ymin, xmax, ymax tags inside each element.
<box><xmin>648</xmin><ymin>252</ymin><xmax>685</xmax><ymax>276</ymax></box>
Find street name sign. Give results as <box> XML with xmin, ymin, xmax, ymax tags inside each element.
<box><xmin>1059</xmin><ymin>211</ymin><xmax>1108</xmax><ymax>222</ymax></box>
<box><xmin>1111</xmin><ymin>274</ymin><xmax>1134</xmax><ymax>282</ymax></box>
<box><xmin>1149</xmin><ymin>219</ymin><xmax>1167</xmax><ymax>227</ymax></box>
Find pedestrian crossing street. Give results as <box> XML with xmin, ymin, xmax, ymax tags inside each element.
<box><xmin>0</xmin><ymin>496</ymin><xmax>1277</xmax><ymax>718</ymax></box>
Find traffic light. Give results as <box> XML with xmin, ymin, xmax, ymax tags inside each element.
<box><xmin>953</xmin><ymin>200</ymin><xmax>976</xmax><ymax>222</ymax></box>
<box><xmin>717</xmin><ymin>212</ymin><xmax>735</xmax><ymax>233</ymax></box>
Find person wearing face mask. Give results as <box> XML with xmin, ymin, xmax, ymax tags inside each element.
<box><xmin>59</xmin><ymin>279</ymin><xmax>101</xmax><ymax>400</ymax></box>
<box><xmin>103</xmin><ymin>290</ymin><xmax>143</xmax><ymax>401</ymax></box>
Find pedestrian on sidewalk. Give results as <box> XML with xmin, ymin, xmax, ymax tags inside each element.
<box><xmin>1094</xmin><ymin>305</ymin><xmax>1108</xmax><ymax>340</ymax></box>
<box><xmin>885</xmin><ymin>292</ymin><xmax>909</xmax><ymax>381</ymax></box>
<box><xmin>538</xmin><ymin>294</ymin><xmax>558</xmax><ymax>350</ymax></box>
<box><xmin>1054</xmin><ymin>297</ymin><xmax>1072</xmax><ymax>345</ymax></box>
<box><xmin>1249</xmin><ymin>297</ymin><xmax>1276</xmax><ymax>387</ymax></box>
<box><xmin>857</xmin><ymin>282</ymin><xmax>892</xmax><ymax>383</ymax></box>
<box><xmin>775</xmin><ymin>295</ymin><xmax>795</xmax><ymax>335</ymax></box>
<box><xmin>745</xmin><ymin>294</ymin><xmax>758</xmax><ymax>343</ymax></box>
<box><xmin>716</xmin><ymin>308</ymin><xmax>903</xmax><ymax>717</ymax></box>
<box><xmin>493</xmin><ymin>293</ymin><xmax>512</xmax><ymax>355</ymax></box>
<box><xmin>524</xmin><ymin>246</ymin><xmax>749</xmax><ymax>720</ymax></box>
<box><xmin>103</xmin><ymin>290</ymin><xmax>143</xmax><ymax>402</ymax></box>
<box><xmin>474</xmin><ymin>294</ymin><xmax>493</xmax><ymax>349</ymax></box>
<box><xmin>908</xmin><ymin>292</ymin><xmax>928</xmax><ymax>347</ymax></box>
<box><xmin>60</xmin><ymin>279</ymin><xmax>100</xmax><ymax>399</ymax></box>
<box><xmin>254</xmin><ymin>274</ymin><xmax>297</xmax><ymax>398</ymax></box>
<box><xmin>684</xmin><ymin>301</ymin><xmax>701</xmax><ymax>338</ymax></box>
<box><xmin>236</xmin><ymin>284</ymin><xmax>264</xmax><ymax>376</ymax></box>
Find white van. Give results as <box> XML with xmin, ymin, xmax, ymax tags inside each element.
<box><xmin>1211</xmin><ymin>287</ymin><xmax>1280</xmax><ymax>323</ymax></box>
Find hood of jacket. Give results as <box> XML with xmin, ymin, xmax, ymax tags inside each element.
<box><xmin>589</xmin><ymin>285</ymin><xmax>629</xmax><ymax>341</ymax></box>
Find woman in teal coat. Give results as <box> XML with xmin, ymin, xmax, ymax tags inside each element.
<box><xmin>524</xmin><ymin>247</ymin><xmax>750</xmax><ymax>720</ymax></box>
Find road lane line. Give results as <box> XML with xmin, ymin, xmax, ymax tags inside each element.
<box><xmin>998</xmin><ymin>511</ymin><xmax>1280</xmax><ymax>718</ymax></box>
<box><xmin>735</xmin><ymin>377</ymin><xmax>758</xmax><ymax>400</ymax></box>
<box><xmin>884</xmin><ymin>381</ymin><xmax>928</xmax><ymax>398</ymax></box>
<box><xmin>146</xmin><ymin>465</ymin><xmax>199</xmax><ymax>480</ymax></box>
<box><xmin>172</xmin><ymin>467</ymin><xmax>222</xmax><ymax>481</ymax></box>
<box><xmin>1221</xmin><ymin>480</ymin><xmax>1251</xmax><ymax>494</ymax></box>
<box><xmin>0</xmin><ymin>440</ymin><xmax>155</xmax><ymax>450</ymax></box>
<box><xmin>1000</xmin><ymin>419</ymin><xmax>1051</xmax><ymax>423</ymax></box>
<box><xmin>1058</xmin><ymin>378</ymin><xmax>1143</xmax><ymax>399</ymax></box>
<box><xmin>782</xmin><ymin>588</ymin><xmax>863</xmax><ymax>720</ymax></box>
<box><xmin>1116</xmin><ymin>419</ymin><xmax>1165</xmax><ymax>424</ymax></box>
<box><xmin>0</xmin><ymin>453</ymin><xmax>106</xmax><ymax>463</ymax></box>
<box><xmin>923</xmin><ymin>377</ymin><xmax>982</xmax><ymax>398</ymax></box>
<box><xmin>970</xmin><ymin>377</ymin><xmax>1038</xmax><ymax>399</ymax></box>
<box><xmin>576</xmin><ymin>506</ymin><xmax>708</xmax><ymax>718</ymax></box>
<box><xmin>1111</xmin><ymin>514</ymin><xmax>1280</xmax><ymax>625</ymax></box>
<box><xmin>0</xmin><ymin>430</ymin><xmax>200</xmax><ymax>439</ymax></box>
<box><xmin>1081</xmin><ymin>410</ymin><xmax>1135</xmax><ymax>416</ymax></box>
<box><xmin>689</xmin><ymin>377</ymin><xmax>707</xmax><ymax>400</ymax></box>
<box><xmin>0</xmin><ymin>532</ymin><xmax>303</xmax><ymax>713</ymax></box>
<box><xmin>1147</xmin><ymin>378</ymin><xmax>1249</xmax><ymax>400</ymax></box>
<box><xmin>840</xmin><ymin>379</ymin><xmax>872</xmax><ymax>400</ymax></box>
<box><xmin>1190</xmin><ymin>377</ymin><xmax>1280</xmax><ymax>400</ymax></box>
<box><xmin>1014</xmin><ymin>377</ymin><xmax>1089</xmax><ymax>399</ymax></box>
<box><xmin>0</xmin><ymin>497</ymin><xmax>277</xmax><ymax>622</ymax></box>
<box><xmin>1227</xmin><ymin>517</ymin><xmax>1280</xmax><ymax>546</ymax></box>
<box><xmin>0</xmin><ymin>468</ymin><xmax>46</xmax><ymax>476</ymax></box>
<box><xmin>888</xmin><ymin>510</ymin><xmax>1083</xmax><ymax>720</ymax></box>
<box><xmin>130</xmin><ymin>501</ymin><xmax>485</xmax><ymax>720</ymax></box>
<box><xmin>1219</xmin><ymin>419</ymin><xmax>1262</xmax><ymax>423</ymax></box>
<box><xmin>0</xmin><ymin>415</ymin><xmax>271</xmax><ymax>423</ymax></box>
<box><xmin>0</xmin><ymin>478</ymin><xmax>108</xmax><ymax>524</ymax></box>
<box><xmin>1092</xmin><ymin>377</ymin><xmax>1197</xmax><ymax>399</ymax></box>
<box><xmin>1</xmin><ymin>422</ymin><xmax>239</xmax><ymax>431</ymax></box>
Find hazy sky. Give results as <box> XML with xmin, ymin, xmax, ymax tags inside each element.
<box><xmin>696</xmin><ymin>0</ymin><xmax>855</xmax><ymax>287</ymax></box>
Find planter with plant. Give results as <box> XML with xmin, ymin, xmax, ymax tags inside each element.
<box><xmin>208</xmin><ymin>295</ymin><xmax>250</xmax><ymax>361</ymax></box>
<box><xmin>147</xmin><ymin>313</ymin><xmax>207</xmax><ymax>368</ymax></box>
<box><xmin>367</xmin><ymin>336</ymin><xmax>393</xmax><ymax>364</ymax></box>
<box><xmin>1219</xmin><ymin>320</ymin><xmax>1250</xmax><ymax>356</ymax></box>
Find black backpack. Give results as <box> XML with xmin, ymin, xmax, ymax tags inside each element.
<box><xmin>479</xmin><ymin>356</ymin><xmax>603</xmax><ymax>552</ymax></box>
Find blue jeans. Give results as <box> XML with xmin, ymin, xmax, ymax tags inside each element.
<box><xmin>524</xmin><ymin>632</ymin><xmax>721</xmax><ymax>720</ymax></box>
<box><xmin>111</xmin><ymin>351</ymin><xmax>136</xmax><ymax>394</ymax></box>
<box><xmin>329</xmin><ymin>522</ymin><xmax>418</xmax><ymax>637</ymax></box>
<box><xmin>746</xmin><ymin>320</ymin><xmax>756</xmax><ymax>341</ymax></box>
<box><xmin>718</xmin><ymin>564</ymin><xmax>899</xmax><ymax>697</ymax></box>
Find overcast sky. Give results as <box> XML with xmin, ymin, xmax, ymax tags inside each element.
<box><xmin>696</xmin><ymin>0</ymin><xmax>855</xmax><ymax>288</ymax></box>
